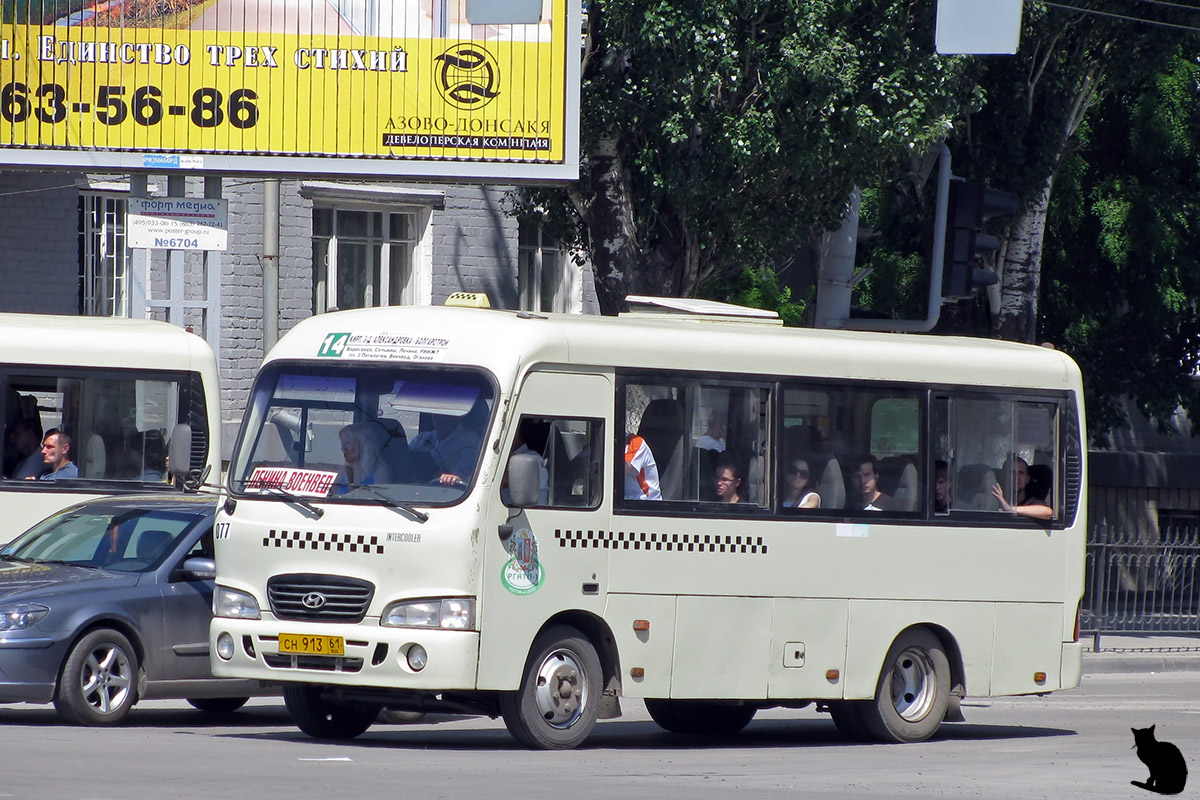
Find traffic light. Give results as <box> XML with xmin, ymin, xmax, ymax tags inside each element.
<box><xmin>940</xmin><ymin>179</ymin><xmax>1020</xmax><ymax>299</ymax></box>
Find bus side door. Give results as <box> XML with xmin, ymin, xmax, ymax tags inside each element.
<box><xmin>476</xmin><ymin>371</ymin><xmax>612</xmax><ymax>691</ymax></box>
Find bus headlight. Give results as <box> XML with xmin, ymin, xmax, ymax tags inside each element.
<box><xmin>213</xmin><ymin>586</ymin><xmax>261</xmax><ymax>619</ymax></box>
<box><xmin>381</xmin><ymin>598</ymin><xmax>475</xmax><ymax>630</ymax></box>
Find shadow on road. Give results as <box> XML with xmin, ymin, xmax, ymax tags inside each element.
<box><xmin>216</xmin><ymin>716</ymin><xmax>1076</xmax><ymax>752</ymax></box>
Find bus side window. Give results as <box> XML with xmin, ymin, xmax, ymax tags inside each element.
<box><xmin>505</xmin><ymin>416</ymin><xmax>603</xmax><ymax>509</ymax></box>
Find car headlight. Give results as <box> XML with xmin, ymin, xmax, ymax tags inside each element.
<box><xmin>213</xmin><ymin>586</ymin><xmax>261</xmax><ymax>619</ymax></box>
<box><xmin>381</xmin><ymin>598</ymin><xmax>475</xmax><ymax>630</ymax></box>
<box><xmin>0</xmin><ymin>603</ymin><xmax>49</xmax><ymax>631</ymax></box>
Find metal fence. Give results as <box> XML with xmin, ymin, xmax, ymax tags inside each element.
<box><xmin>1082</xmin><ymin>517</ymin><xmax>1200</xmax><ymax>640</ymax></box>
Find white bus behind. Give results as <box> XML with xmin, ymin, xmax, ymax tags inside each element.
<box><xmin>0</xmin><ymin>313</ymin><xmax>221</xmax><ymax>533</ymax></box>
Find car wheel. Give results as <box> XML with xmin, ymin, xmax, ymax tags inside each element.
<box><xmin>283</xmin><ymin>684</ymin><xmax>379</xmax><ymax>739</ymax></box>
<box><xmin>187</xmin><ymin>697</ymin><xmax>250</xmax><ymax>714</ymax></box>
<box><xmin>54</xmin><ymin>628</ymin><xmax>139</xmax><ymax>726</ymax></box>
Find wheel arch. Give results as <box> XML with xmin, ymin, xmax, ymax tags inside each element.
<box><xmin>882</xmin><ymin>623</ymin><xmax>966</xmax><ymax>710</ymax></box>
<box><xmin>57</xmin><ymin>618</ymin><xmax>146</xmax><ymax>687</ymax></box>
<box><xmin>536</xmin><ymin>610</ymin><xmax>622</xmax><ymax>701</ymax></box>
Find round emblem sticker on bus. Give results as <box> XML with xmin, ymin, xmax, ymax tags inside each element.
<box><xmin>501</xmin><ymin>527</ymin><xmax>543</xmax><ymax>595</ymax></box>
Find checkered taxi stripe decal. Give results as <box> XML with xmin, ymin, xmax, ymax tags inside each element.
<box><xmin>264</xmin><ymin>529</ymin><xmax>384</xmax><ymax>555</ymax></box>
<box><xmin>555</xmin><ymin>529</ymin><xmax>767</xmax><ymax>555</ymax></box>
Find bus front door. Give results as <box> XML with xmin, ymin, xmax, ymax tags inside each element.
<box><xmin>477</xmin><ymin>371</ymin><xmax>613</xmax><ymax>692</ymax></box>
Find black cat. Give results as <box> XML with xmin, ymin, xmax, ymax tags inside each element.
<box><xmin>1131</xmin><ymin>725</ymin><xmax>1188</xmax><ymax>795</ymax></box>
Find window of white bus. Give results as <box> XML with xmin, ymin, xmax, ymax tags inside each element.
<box><xmin>616</xmin><ymin>372</ymin><xmax>1081</xmax><ymax>526</ymax></box>
<box><xmin>227</xmin><ymin>362</ymin><xmax>496</xmax><ymax>506</ymax></box>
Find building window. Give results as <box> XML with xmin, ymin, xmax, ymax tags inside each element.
<box><xmin>78</xmin><ymin>194</ymin><xmax>130</xmax><ymax>317</ymax></box>
<box><xmin>518</xmin><ymin>223</ymin><xmax>574</xmax><ymax>314</ymax></box>
<box><xmin>312</xmin><ymin>207</ymin><xmax>419</xmax><ymax>313</ymax></box>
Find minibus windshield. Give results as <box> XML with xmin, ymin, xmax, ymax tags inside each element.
<box><xmin>229</xmin><ymin>362</ymin><xmax>496</xmax><ymax>506</ymax></box>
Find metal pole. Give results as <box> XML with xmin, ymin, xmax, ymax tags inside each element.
<box><xmin>830</xmin><ymin>142</ymin><xmax>952</xmax><ymax>333</ymax></box>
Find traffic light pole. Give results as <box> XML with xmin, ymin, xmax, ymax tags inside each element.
<box><xmin>822</xmin><ymin>142</ymin><xmax>951</xmax><ymax>332</ymax></box>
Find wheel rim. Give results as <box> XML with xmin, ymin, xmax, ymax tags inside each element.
<box><xmin>887</xmin><ymin>646</ymin><xmax>936</xmax><ymax>722</ymax></box>
<box><xmin>80</xmin><ymin>643</ymin><xmax>133</xmax><ymax>715</ymax></box>
<box><xmin>532</xmin><ymin>648</ymin><xmax>589</xmax><ymax>729</ymax></box>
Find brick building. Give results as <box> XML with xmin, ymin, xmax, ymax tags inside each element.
<box><xmin>0</xmin><ymin>170</ymin><xmax>597</xmax><ymax>455</ymax></box>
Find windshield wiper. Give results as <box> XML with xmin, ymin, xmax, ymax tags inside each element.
<box><xmin>345</xmin><ymin>484</ymin><xmax>429</xmax><ymax>524</ymax></box>
<box><xmin>255</xmin><ymin>486</ymin><xmax>325</xmax><ymax>519</ymax></box>
<box><xmin>38</xmin><ymin>559</ymin><xmax>102</xmax><ymax>570</ymax></box>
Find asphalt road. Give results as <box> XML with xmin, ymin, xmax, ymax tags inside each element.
<box><xmin>2</xmin><ymin>672</ymin><xmax>1196</xmax><ymax>800</ymax></box>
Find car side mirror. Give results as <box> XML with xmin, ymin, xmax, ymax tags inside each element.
<box><xmin>506</xmin><ymin>451</ymin><xmax>542</xmax><ymax>508</ymax></box>
<box><xmin>179</xmin><ymin>556</ymin><xmax>216</xmax><ymax>580</ymax></box>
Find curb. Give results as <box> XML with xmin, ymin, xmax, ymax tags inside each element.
<box><xmin>1082</xmin><ymin>653</ymin><xmax>1200</xmax><ymax>674</ymax></box>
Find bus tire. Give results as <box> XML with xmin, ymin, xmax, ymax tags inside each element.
<box><xmin>187</xmin><ymin>697</ymin><xmax>249</xmax><ymax>714</ymax></box>
<box><xmin>645</xmin><ymin>699</ymin><xmax>756</xmax><ymax>736</ymax></box>
<box><xmin>828</xmin><ymin>701</ymin><xmax>873</xmax><ymax>741</ymax></box>
<box><xmin>861</xmin><ymin>628</ymin><xmax>950</xmax><ymax>743</ymax></box>
<box><xmin>499</xmin><ymin>625</ymin><xmax>601</xmax><ymax>749</ymax></box>
<box><xmin>283</xmin><ymin>684</ymin><xmax>379</xmax><ymax>740</ymax></box>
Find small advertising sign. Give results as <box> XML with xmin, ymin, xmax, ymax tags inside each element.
<box><xmin>127</xmin><ymin>196</ymin><xmax>228</xmax><ymax>250</ymax></box>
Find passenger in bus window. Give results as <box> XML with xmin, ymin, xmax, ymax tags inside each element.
<box><xmin>991</xmin><ymin>456</ymin><xmax>1053</xmax><ymax>520</ymax></box>
<box><xmin>5</xmin><ymin>417</ymin><xmax>45</xmax><ymax>481</ymax></box>
<box><xmin>623</xmin><ymin>433</ymin><xmax>662</xmax><ymax>500</ymax></box>
<box><xmin>336</xmin><ymin>422</ymin><xmax>392</xmax><ymax>492</ymax></box>
<box><xmin>781</xmin><ymin>459</ymin><xmax>820</xmax><ymax>509</ymax></box>
<box><xmin>33</xmin><ymin>429</ymin><xmax>78</xmax><ymax>481</ymax></box>
<box><xmin>411</xmin><ymin>400</ymin><xmax>487</xmax><ymax>486</ymax></box>
<box><xmin>138</xmin><ymin>431</ymin><xmax>168</xmax><ymax>483</ymax></box>
<box><xmin>714</xmin><ymin>456</ymin><xmax>747</xmax><ymax>504</ymax></box>
<box><xmin>695</xmin><ymin>413</ymin><xmax>726</xmax><ymax>453</ymax></box>
<box><xmin>934</xmin><ymin>460</ymin><xmax>950</xmax><ymax>513</ymax></box>
<box><xmin>853</xmin><ymin>455</ymin><xmax>894</xmax><ymax>511</ymax></box>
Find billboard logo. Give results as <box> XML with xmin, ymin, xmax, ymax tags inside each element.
<box><xmin>434</xmin><ymin>45</ymin><xmax>500</xmax><ymax>110</ymax></box>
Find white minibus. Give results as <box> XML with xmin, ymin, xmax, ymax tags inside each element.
<box><xmin>1</xmin><ymin>313</ymin><xmax>221</xmax><ymax>533</ymax></box>
<box><xmin>210</xmin><ymin>297</ymin><xmax>1086</xmax><ymax>748</ymax></box>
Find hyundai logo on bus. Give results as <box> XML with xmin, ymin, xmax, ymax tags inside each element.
<box><xmin>301</xmin><ymin>593</ymin><xmax>328</xmax><ymax>610</ymax></box>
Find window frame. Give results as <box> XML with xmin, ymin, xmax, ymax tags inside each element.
<box><xmin>610</xmin><ymin>367</ymin><xmax>1080</xmax><ymax>528</ymax></box>
<box><xmin>311</xmin><ymin>202</ymin><xmax>427</xmax><ymax>314</ymax></box>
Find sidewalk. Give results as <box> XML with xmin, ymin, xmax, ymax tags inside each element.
<box><xmin>1082</xmin><ymin>633</ymin><xmax>1200</xmax><ymax>674</ymax></box>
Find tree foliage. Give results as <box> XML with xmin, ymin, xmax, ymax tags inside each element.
<box><xmin>518</xmin><ymin>0</ymin><xmax>974</xmax><ymax>314</ymax></box>
<box><xmin>1041</xmin><ymin>49</ymin><xmax>1200</xmax><ymax>440</ymax></box>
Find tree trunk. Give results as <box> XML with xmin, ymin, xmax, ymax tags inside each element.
<box><xmin>990</xmin><ymin>180</ymin><xmax>1052</xmax><ymax>343</ymax></box>
<box><xmin>576</xmin><ymin>136</ymin><xmax>645</xmax><ymax>316</ymax></box>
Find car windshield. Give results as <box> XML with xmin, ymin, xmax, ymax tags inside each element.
<box><xmin>229</xmin><ymin>362</ymin><xmax>496</xmax><ymax>506</ymax></box>
<box><xmin>0</xmin><ymin>507</ymin><xmax>203</xmax><ymax>572</ymax></box>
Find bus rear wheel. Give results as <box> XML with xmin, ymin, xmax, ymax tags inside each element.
<box><xmin>827</xmin><ymin>701</ymin><xmax>873</xmax><ymax>741</ymax></box>
<box><xmin>283</xmin><ymin>684</ymin><xmax>379</xmax><ymax>740</ymax></box>
<box><xmin>860</xmin><ymin>628</ymin><xmax>950</xmax><ymax>743</ymax></box>
<box><xmin>499</xmin><ymin>625</ymin><xmax>601</xmax><ymax>750</ymax></box>
<box><xmin>645</xmin><ymin>699</ymin><xmax>756</xmax><ymax>736</ymax></box>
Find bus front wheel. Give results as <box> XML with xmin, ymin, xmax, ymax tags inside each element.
<box><xmin>283</xmin><ymin>684</ymin><xmax>379</xmax><ymax>740</ymax></box>
<box><xmin>499</xmin><ymin>625</ymin><xmax>602</xmax><ymax>749</ymax></box>
<box><xmin>860</xmin><ymin>628</ymin><xmax>951</xmax><ymax>743</ymax></box>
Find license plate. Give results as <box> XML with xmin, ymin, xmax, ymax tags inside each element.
<box><xmin>278</xmin><ymin>633</ymin><xmax>345</xmax><ymax>656</ymax></box>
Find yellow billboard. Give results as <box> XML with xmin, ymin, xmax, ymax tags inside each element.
<box><xmin>0</xmin><ymin>0</ymin><xmax>579</xmax><ymax>180</ymax></box>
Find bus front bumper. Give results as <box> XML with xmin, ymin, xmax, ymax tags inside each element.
<box><xmin>210</xmin><ymin>618</ymin><xmax>480</xmax><ymax>690</ymax></box>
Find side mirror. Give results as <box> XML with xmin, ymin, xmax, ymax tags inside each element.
<box><xmin>168</xmin><ymin>424</ymin><xmax>193</xmax><ymax>479</ymax></box>
<box><xmin>179</xmin><ymin>556</ymin><xmax>216</xmax><ymax>580</ymax></box>
<box><xmin>506</xmin><ymin>451</ymin><xmax>542</xmax><ymax>508</ymax></box>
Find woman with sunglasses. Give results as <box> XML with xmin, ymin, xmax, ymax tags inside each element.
<box><xmin>782</xmin><ymin>459</ymin><xmax>821</xmax><ymax>509</ymax></box>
